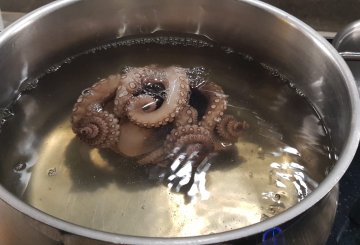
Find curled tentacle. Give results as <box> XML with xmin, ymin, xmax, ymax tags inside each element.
<box><xmin>137</xmin><ymin>148</ymin><xmax>166</xmax><ymax>165</ymax></box>
<box><xmin>175</xmin><ymin>134</ymin><xmax>214</xmax><ymax>152</ymax></box>
<box><xmin>216</xmin><ymin>114</ymin><xmax>249</xmax><ymax>143</ymax></box>
<box><xmin>198</xmin><ymin>82</ymin><xmax>228</xmax><ymax>131</ymax></box>
<box><xmin>126</xmin><ymin>66</ymin><xmax>191</xmax><ymax>128</ymax></box>
<box><xmin>175</xmin><ymin>105</ymin><xmax>198</xmax><ymax>127</ymax></box>
<box><xmin>71</xmin><ymin>74</ymin><xmax>122</xmax><ymax>124</ymax></box>
<box><xmin>165</xmin><ymin>125</ymin><xmax>213</xmax><ymax>153</ymax></box>
<box><xmin>72</xmin><ymin>111</ymin><xmax>120</xmax><ymax>148</ymax></box>
<box><xmin>113</xmin><ymin>67</ymin><xmax>151</xmax><ymax>118</ymax></box>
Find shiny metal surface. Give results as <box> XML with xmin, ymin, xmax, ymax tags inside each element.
<box><xmin>333</xmin><ymin>20</ymin><xmax>360</xmax><ymax>53</ymax></box>
<box><xmin>280</xmin><ymin>185</ymin><xmax>339</xmax><ymax>245</ymax></box>
<box><xmin>0</xmin><ymin>0</ymin><xmax>359</xmax><ymax>244</ymax></box>
<box><xmin>2</xmin><ymin>0</ymin><xmax>359</xmax><ymax>34</ymax></box>
<box><xmin>0</xmin><ymin>184</ymin><xmax>340</xmax><ymax>245</ymax></box>
<box><xmin>0</xmin><ymin>199</ymin><xmax>59</xmax><ymax>245</ymax></box>
<box><xmin>333</xmin><ymin>20</ymin><xmax>360</xmax><ymax>92</ymax></box>
<box><xmin>340</xmin><ymin>52</ymin><xmax>360</xmax><ymax>61</ymax></box>
<box><xmin>0</xmin><ymin>11</ymin><xmax>25</xmax><ymax>29</ymax></box>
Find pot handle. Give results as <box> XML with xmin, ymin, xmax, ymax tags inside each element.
<box><xmin>339</xmin><ymin>52</ymin><xmax>360</xmax><ymax>61</ymax></box>
<box><xmin>333</xmin><ymin>20</ymin><xmax>360</xmax><ymax>92</ymax></box>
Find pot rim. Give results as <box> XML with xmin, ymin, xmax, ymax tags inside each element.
<box><xmin>0</xmin><ymin>0</ymin><xmax>359</xmax><ymax>244</ymax></box>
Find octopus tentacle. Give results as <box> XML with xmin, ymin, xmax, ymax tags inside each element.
<box><xmin>113</xmin><ymin>85</ymin><xmax>131</xmax><ymax>117</ymax></box>
<box><xmin>137</xmin><ymin>148</ymin><xmax>166</xmax><ymax>165</ymax></box>
<box><xmin>72</xmin><ymin>111</ymin><xmax>120</xmax><ymax>148</ymax></box>
<box><xmin>71</xmin><ymin>74</ymin><xmax>122</xmax><ymax>124</ymax></box>
<box><xmin>174</xmin><ymin>134</ymin><xmax>213</xmax><ymax>152</ymax></box>
<box><xmin>216</xmin><ymin>114</ymin><xmax>249</xmax><ymax>143</ymax></box>
<box><xmin>126</xmin><ymin>66</ymin><xmax>190</xmax><ymax>128</ymax></box>
<box><xmin>175</xmin><ymin>105</ymin><xmax>198</xmax><ymax>127</ymax></box>
<box><xmin>113</xmin><ymin>67</ymin><xmax>148</xmax><ymax>117</ymax></box>
<box><xmin>71</xmin><ymin>64</ymin><xmax>250</xmax><ymax>176</ymax></box>
<box><xmin>165</xmin><ymin>125</ymin><xmax>213</xmax><ymax>153</ymax></box>
<box><xmin>198</xmin><ymin>82</ymin><xmax>228</xmax><ymax>131</ymax></box>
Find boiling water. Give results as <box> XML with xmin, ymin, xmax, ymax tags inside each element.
<box><xmin>0</xmin><ymin>34</ymin><xmax>335</xmax><ymax>237</ymax></box>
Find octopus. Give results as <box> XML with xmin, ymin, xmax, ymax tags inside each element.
<box><xmin>71</xmin><ymin>65</ymin><xmax>248</xmax><ymax>191</ymax></box>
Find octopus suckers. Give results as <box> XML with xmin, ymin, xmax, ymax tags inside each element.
<box><xmin>129</xmin><ymin>82</ymin><xmax>136</xmax><ymax>89</ymax></box>
<box><xmin>71</xmin><ymin>64</ymin><xmax>248</xmax><ymax>168</ymax></box>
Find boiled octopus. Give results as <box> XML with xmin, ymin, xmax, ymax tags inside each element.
<box><xmin>71</xmin><ymin>65</ymin><xmax>248</xmax><ymax>194</ymax></box>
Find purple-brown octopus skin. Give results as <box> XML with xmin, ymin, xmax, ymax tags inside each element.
<box><xmin>198</xmin><ymin>82</ymin><xmax>228</xmax><ymax>131</ymax></box>
<box><xmin>71</xmin><ymin>64</ymin><xmax>248</xmax><ymax>167</ymax></box>
<box><xmin>216</xmin><ymin>115</ymin><xmax>249</xmax><ymax>143</ymax></box>
<box><xmin>115</xmin><ymin>66</ymin><xmax>190</xmax><ymax>128</ymax></box>
<box><xmin>71</xmin><ymin>65</ymin><xmax>190</xmax><ymax>154</ymax></box>
<box><xmin>71</xmin><ymin>74</ymin><xmax>122</xmax><ymax>148</ymax></box>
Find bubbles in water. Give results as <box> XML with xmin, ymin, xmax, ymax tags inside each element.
<box><xmin>13</xmin><ymin>162</ymin><xmax>27</xmax><ymax>172</ymax></box>
<box><xmin>47</xmin><ymin>64</ymin><xmax>62</xmax><ymax>73</ymax></box>
<box><xmin>81</xmin><ymin>88</ymin><xmax>93</xmax><ymax>96</ymax></box>
<box><xmin>121</xmin><ymin>66</ymin><xmax>132</xmax><ymax>74</ymax></box>
<box><xmin>19</xmin><ymin>79</ymin><xmax>39</xmax><ymax>92</ymax></box>
<box><xmin>260</xmin><ymin>63</ymin><xmax>288</xmax><ymax>82</ymax></box>
<box><xmin>81</xmin><ymin>34</ymin><xmax>215</xmax><ymax>55</ymax></box>
<box><xmin>88</xmin><ymin>103</ymin><xmax>103</xmax><ymax>113</ymax></box>
<box><xmin>221</xmin><ymin>46</ymin><xmax>234</xmax><ymax>54</ymax></box>
<box><xmin>47</xmin><ymin>168</ymin><xmax>57</xmax><ymax>177</ymax></box>
<box><xmin>64</xmin><ymin>58</ymin><xmax>72</xmax><ymax>64</ymax></box>
<box><xmin>186</xmin><ymin>66</ymin><xmax>209</xmax><ymax>88</ymax></box>
<box><xmin>237</xmin><ymin>52</ymin><xmax>254</xmax><ymax>62</ymax></box>
<box><xmin>274</xmin><ymin>193</ymin><xmax>281</xmax><ymax>201</ymax></box>
<box><xmin>0</xmin><ymin>108</ymin><xmax>15</xmax><ymax>129</ymax></box>
<box><xmin>269</xmin><ymin>160</ymin><xmax>316</xmax><ymax>201</ymax></box>
<box><xmin>0</xmin><ymin>108</ymin><xmax>14</xmax><ymax>119</ymax></box>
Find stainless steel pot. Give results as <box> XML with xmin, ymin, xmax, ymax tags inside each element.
<box><xmin>0</xmin><ymin>0</ymin><xmax>359</xmax><ymax>244</ymax></box>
